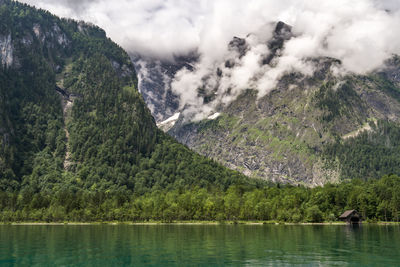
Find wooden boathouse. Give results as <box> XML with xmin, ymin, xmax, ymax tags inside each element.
<box><xmin>339</xmin><ymin>210</ymin><xmax>362</xmax><ymax>224</ymax></box>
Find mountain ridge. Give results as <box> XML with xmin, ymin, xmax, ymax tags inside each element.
<box><xmin>0</xmin><ymin>0</ymin><xmax>252</xmax><ymax>194</ymax></box>
<box><xmin>136</xmin><ymin>22</ymin><xmax>400</xmax><ymax>185</ymax></box>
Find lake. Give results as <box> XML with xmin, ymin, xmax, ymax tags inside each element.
<box><xmin>1</xmin><ymin>224</ymin><xmax>399</xmax><ymax>266</ymax></box>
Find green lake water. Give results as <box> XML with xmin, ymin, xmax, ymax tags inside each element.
<box><xmin>1</xmin><ymin>224</ymin><xmax>399</xmax><ymax>266</ymax></box>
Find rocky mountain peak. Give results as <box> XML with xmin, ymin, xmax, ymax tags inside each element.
<box><xmin>228</xmin><ymin>36</ymin><xmax>248</xmax><ymax>58</ymax></box>
<box><xmin>264</xmin><ymin>21</ymin><xmax>293</xmax><ymax>65</ymax></box>
<box><xmin>274</xmin><ymin>21</ymin><xmax>292</xmax><ymax>38</ymax></box>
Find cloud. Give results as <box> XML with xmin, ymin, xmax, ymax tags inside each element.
<box><xmin>22</xmin><ymin>0</ymin><xmax>207</xmax><ymax>60</ymax></box>
<box><xmin>19</xmin><ymin>0</ymin><xmax>400</xmax><ymax>65</ymax></box>
<box><xmin>21</xmin><ymin>0</ymin><xmax>98</xmax><ymax>16</ymax></box>
<box><xmin>20</xmin><ymin>0</ymin><xmax>400</xmax><ymax>120</ymax></box>
<box><xmin>169</xmin><ymin>0</ymin><xmax>400</xmax><ymax>120</ymax></box>
<box><xmin>373</xmin><ymin>0</ymin><xmax>400</xmax><ymax>12</ymax></box>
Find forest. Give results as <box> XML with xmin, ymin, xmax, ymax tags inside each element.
<box><xmin>1</xmin><ymin>174</ymin><xmax>399</xmax><ymax>223</ymax></box>
<box><xmin>0</xmin><ymin>0</ymin><xmax>249</xmax><ymax>194</ymax></box>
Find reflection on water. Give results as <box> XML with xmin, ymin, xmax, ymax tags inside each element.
<box><xmin>1</xmin><ymin>224</ymin><xmax>399</xmax><ymax>266</ymax></box>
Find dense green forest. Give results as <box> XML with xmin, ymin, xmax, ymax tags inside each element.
<box><xmin>1</xmin><ymin>174</ymin><xmax>399</xmax><ymax>223</ymax></box>
<box><xmin>317</xmin><ymin>79</ymin><xmax>400</xmax><ymax>180</ymax></box>
<box><xmin>1</xmin><ymin>1</ymin><xmax>399</xmax><ymax>223</ymax></box>
<box><xmin>324</xmin><ymin>120</ymin><xmax>400</xmax><ymax>180</ymax></box>
<box><xmin>0</xmin><ymin>0</ymin><xmax>250</xmax><ymax>196</ymax></box>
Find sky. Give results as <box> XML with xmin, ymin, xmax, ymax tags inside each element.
<box><xmin>20</xmin><ymin>0</ymin><xmax>400</xmax><ymax>120</ymax></box>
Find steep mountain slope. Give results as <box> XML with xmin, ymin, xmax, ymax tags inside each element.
<box><xmin>138</xmin><ymin>22</ymin><xmax>400</xmax><ymax>186</ymax></box>
<box><xmin>0</xmin><ymin>0</ymin><xmax>250</xmax><ymax>194</ymax></box>
<box><xmin>132</xmin><ymin>54</ymin><xmax>197</xmax><ymax>123</ymax></box>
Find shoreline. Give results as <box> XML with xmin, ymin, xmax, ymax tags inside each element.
<box><xmin>2</xmin><ymin>221</ymin><xmax>399</xmax><ymax>226</ymax></box>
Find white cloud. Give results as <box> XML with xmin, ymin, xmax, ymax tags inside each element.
<box><xmin>20</xmin><ymin>0</ymin><xmax>400</xmax><ymax>120</ymax></box>
<box><xmin>20</xmin><ymin>0</ymin><xmax>400</xmax><ymax>65</ymax></box>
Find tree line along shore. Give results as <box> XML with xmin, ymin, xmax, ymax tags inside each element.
<box><xmin>1</xmin><ymin>174</ymin><xmax>399</xmax><ymax>223</ymax></box>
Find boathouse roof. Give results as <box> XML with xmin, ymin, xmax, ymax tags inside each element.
<box><xmin>339</xmin><ymin>210</ymin><xmax>357</xmax><ymax>219</ymax></box>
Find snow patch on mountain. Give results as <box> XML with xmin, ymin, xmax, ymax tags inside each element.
<box><xmin>208</xmin><ymin>112</ymin><xmax>221</xmax><ymax>120</ymax></box>
<box><xmin>157</xmin><ymin>112</ymin><xmax>180</xmax><ymax>132</ymax></box>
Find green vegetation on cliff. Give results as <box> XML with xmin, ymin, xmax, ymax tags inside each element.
<box><xmin>169</xmin><ymin>63</ymin><xmax>400</xmax><ymax>184</ymax></box>
<box><xmin>0</xmin><ymin>1</ymin><xmax>250</xmax><ymax>196</ymax></box>
<box><xmin>324</xmin><ymin>120</ymin><xmax>400</xmax><ymax>180</ymax></box>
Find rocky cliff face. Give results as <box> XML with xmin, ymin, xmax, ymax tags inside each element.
<box><xmin>169</xmin><ymin>65</ymin><xmax>400</xmax><ymax>185</ymax></box>
<box><xmin>0</xmin><ymin>34</ymin><xmax>13</xmax><ymax>67</ymax></box>
<box><xmin>138</xmin><ymin>22</ymin><xmax>400</xmax><ymax>186</ymax></box>
<box><xmin>132</xmin><ymin>54</ymin><xmax>197</xmax><ymax>122</ymax></box>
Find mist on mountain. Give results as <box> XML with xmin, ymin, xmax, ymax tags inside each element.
<box><xmin>21</xmin><ymin>0</ymin><xmax>400</xmax><ymax>122</ymax></box>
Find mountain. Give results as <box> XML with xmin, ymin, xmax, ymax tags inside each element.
<box><xmin>137</xmin><ymin>22</ymin><xmax>400</xmax><ymax>186</ymax></box>
<box><xmin>1</xmin><ymin>1</ymin><xmax>400</xmax><ymax>223</ymax></box>
<box><xmin>0</xmin><ymin>0</ymin><xmax>251</xmax><ymax>196</ymax></box>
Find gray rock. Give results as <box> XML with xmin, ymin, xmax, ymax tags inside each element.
<box><xmin>0</xmin><ymin>34</ymin><xmax>13</xmax><ymax>67</ymax></box>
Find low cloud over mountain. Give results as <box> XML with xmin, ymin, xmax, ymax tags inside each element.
<box><xmin>22</xmin><ymin>0</ymin><xmax>400</xmax><ymax>119</ymax></box>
